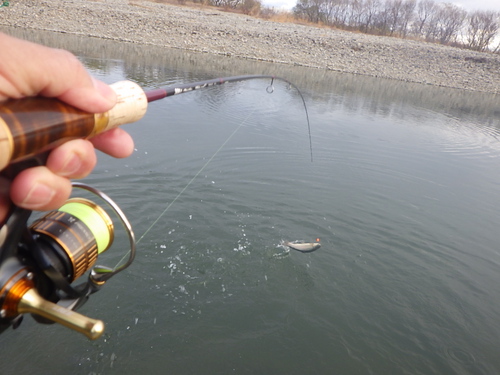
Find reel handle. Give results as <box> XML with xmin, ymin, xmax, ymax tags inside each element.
<box><xmin>18</xmin><ymin>288</ymin><xmax>104</xmax><ymax>340</ymax></box>
<box><xmin>0</xmin><ymin>80</ymin><xmax>147</xmax><ymax>171</ymax></box>
<box><xmin>0</xmin><ymin>259</ymin><xmax>104</xmax><ymax>340</ymax></box>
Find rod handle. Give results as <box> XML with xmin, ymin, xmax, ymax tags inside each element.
<box><xmin>105</xmin><ymin>80</ymin><xmax>148</xmax><ymax>131</ymax></box>
<box><xmin>0</xmin><ymin>80</ymin><xmax>147</xmax><ymax>171</ymax></box>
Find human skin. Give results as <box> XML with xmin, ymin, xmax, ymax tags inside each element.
<box><xmin>0</xmin><ymin>32</ymin><xmax>135</xmax><ymax>223</ymax></box>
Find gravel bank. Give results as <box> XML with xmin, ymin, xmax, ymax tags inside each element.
<box><xmin>1</xmin><ymin>0</ymin><xmax>500</xmax><ymax>93</ymax></box>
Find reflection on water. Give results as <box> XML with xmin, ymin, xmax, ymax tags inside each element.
<box><xmin>1</xmin><ymin>27</ymin><xmax>500</xmax><ymax>375</ymax></box>
<box><xmin>5</xmin><ymin>27</ymin><xmax>500</xmax><ymax>122</ymax></box>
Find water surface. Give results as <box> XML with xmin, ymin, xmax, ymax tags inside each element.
<box><xmin>2</xmin><ymin>28</ymin><xmax>500</xmax><ymax>375</ymax></box>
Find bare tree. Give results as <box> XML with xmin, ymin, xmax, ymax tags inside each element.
<box><xmin>329</xmin><ymin>0</ymin><xmax>351</xmax><ymax>27</ymax></box>
<box><xmin>371</xmin><ymin>1</ymin><xmax>391</xmax><ymax>34</ymax></box>
<box><xmin>319</xmin><ymin>0</ymin><xmax>342</xmax><ymax>25</ymax></box>
<box><xmin>424</xmin><ymin>2</ymin><xmax>465</xmax><ymax>44</ymax></box>
<box><xmin>359</xmin><ymin>0</ymin><xmax>381</xmax><ymax>32</ymax></box>
<box><xmin>349</xmin><ymin>0</ymin><xmax>367</xmax><ymax>29</ymax></box>
<box><xmin>465</xmin><ymin>10</ymin><xmax>500</xmax><ymax>51</ymax></box>
<box><xmin>290</xmin><ymin>0</ymin><xmax>497</xmax><ymax>53</ymax></box>
<box><xmin>387</xmin><ymin>0</ymin><xmax>403</xmax><ymax>35</ymax></box>
<box><xmin>293</xmin><ymin>0</ymin><xmax>326</xmax><ymax>23</ymax></box>
<box><xmin>413</xmin><ymin>0</ymin><xmax>435</xmax><ymax>37</ymax></box>
<box><xmin>436</xmin><ymin>3</ymin><xmax>466</xmax><ymax>44</ymax></box>
<box><xmin>399</xmin><ymin>0</ymin><xmax>416</xmax><ymax>37</ymax></box>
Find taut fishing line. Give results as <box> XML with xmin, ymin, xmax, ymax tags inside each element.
<box><xmin>138</xmin><ymin>110</ymin><xmax>255</xmax><ymax>244</ymax></box>
<box><xmin>111</xmin><ymin>77</ymin><xmax>310</xmax><ymax>268</ymax></box>
<box><xmin>112</xmin><ymin>110</ymin><xmax>255</xmax><ymax>268</ymax></box>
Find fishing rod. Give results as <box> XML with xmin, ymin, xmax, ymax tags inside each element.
<box><xmin>0</xmin><ymin>74</ymin><xmax>311</xmax><ymax>171</ymax></box>
<box><xmin>0</xmin><ymin>74</ymin><xmax>311</xmax><ymax>340</ymax></box>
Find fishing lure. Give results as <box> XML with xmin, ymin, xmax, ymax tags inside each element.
<box><xmin>283</xmin><ymin>240</ymin><xmax>321</xmax><ymax>253</ymax></box>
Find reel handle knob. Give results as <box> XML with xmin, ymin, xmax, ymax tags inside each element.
<box><xmin>17</xmin><ymin>288</ymin><xmax>104</xmax><ymax>340</ymax></box>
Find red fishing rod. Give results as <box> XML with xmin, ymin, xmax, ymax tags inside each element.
<box><xmin>0</xmin><ymin>74</ymin><xmax>311</xmax><ymax>172</ymax></box>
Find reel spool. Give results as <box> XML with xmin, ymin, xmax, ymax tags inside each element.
<box><xmin>30</xmin><ymin>197</ymin><xmax>114</xmax><ymax>282</ymax></box>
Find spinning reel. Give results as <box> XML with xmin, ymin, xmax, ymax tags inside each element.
<box><xmin>0</xmin><ymin>181</ymin><xmax>135</xmax><ymax>340</ymax></box>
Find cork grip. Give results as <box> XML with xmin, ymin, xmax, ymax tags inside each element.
<box><xmin>103</xmin><ymin>80</ymin><xmax>148</xmax><ymax>131</ymax></box>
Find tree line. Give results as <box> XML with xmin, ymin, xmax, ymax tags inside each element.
<box><xmin>167</xmin><ymin>0</ymin><xmax>498</xmax><ymax>52</ymax></box>
<box><xmin>292</xmin><ymin>0</ymin><xmax>500</xmax><ymax>52</ymax></box>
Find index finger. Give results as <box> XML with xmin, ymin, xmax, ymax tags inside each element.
<box><xmin>0</xmin><ymin>33</ymin><xmax>116</xmax><ymax>113</ymax></box>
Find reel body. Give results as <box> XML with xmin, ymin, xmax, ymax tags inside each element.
<box><xmin>0</xmin><ymin>183</ymin><xmax>136</xmax><ymax>340</ymax></box>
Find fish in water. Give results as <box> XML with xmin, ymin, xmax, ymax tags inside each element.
<box><xmin>283</xmin><ymin>240</ymin><xmax>321</xmax><ymax>253</ymax></box>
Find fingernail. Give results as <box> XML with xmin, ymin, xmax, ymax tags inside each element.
<box><xmin>59</xmin><ymin>153</ymin><xmax>82</xmax><ymax>177</ymax></box>
<box><xmin>22</xmin><ymin>182</ymin><xmax>56</xmax><ymax>209</ymax></box>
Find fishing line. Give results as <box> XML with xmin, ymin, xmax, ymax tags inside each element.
<box><xmin>112</xmin><ymin>77</ymin><xmax>308</xmax><ymax>267</ymax></box>
<box><xmin>112</xmin><ymin>109</ymin><xmax>255</xmax><ymax>268</ymax></box>
<box><xmin>138</xmin><ymin>112</ymin><xmax>253</xmax><ymax>244</ymax></box>
<box><xmin>147</xmin><ymin>75</ymin><xmax>313</xmax><ymax>162</ymax></box>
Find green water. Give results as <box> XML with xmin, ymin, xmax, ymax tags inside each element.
<box><xmin>1</xmin><ymin>28</ymin><xmax>500</xmax><ymax>375</ymax></box>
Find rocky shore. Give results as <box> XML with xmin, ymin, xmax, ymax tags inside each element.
<box><xmin>1</xmin><ymin>0</ymin><xmax>500</xmax><ymax>93</ymax></box>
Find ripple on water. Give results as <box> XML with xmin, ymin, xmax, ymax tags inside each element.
<box><xmin>444</xmin><ymin>347</ymin><xmax>476</xmax><ymax>366</ymax></box>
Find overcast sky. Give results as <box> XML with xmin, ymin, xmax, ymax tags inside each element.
<box><xmin>262</xmin><ymin>0</ymin><xmax>500</xmax><ymax>12</ymax></box>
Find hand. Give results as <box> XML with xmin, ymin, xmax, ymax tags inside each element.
<box><xmin>0</xmin><ymin>33</ymin><xmax>135</xmax><ymax>223</ymax></box>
